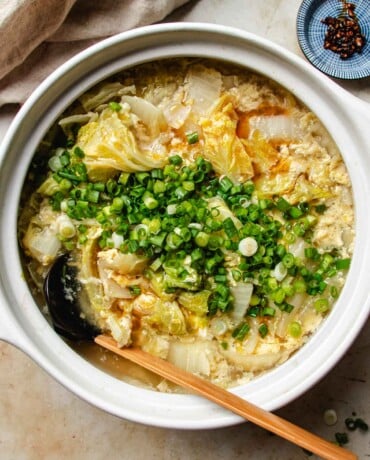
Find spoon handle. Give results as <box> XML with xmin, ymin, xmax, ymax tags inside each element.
<box><xmin>95</xmin><ymin>335</ymin><xmax>357</xmax><ymax>460</ymax></box>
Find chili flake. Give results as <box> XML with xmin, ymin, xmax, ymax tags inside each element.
<box><xmin>321</xmin><ymin>2</ymin><xmax>366</xmax><ymax>59</ymax></box>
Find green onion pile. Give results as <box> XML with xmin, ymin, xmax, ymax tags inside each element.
<box><xmin>44</xmin><ymin>146</ymin><xmax>350</xmax><ymax>332</ymax></box>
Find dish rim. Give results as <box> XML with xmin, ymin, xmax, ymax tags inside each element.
<box><xmin>296</xmin><ymin>0</ymin><xmax>370</xmax><ymax>80</ymax></box>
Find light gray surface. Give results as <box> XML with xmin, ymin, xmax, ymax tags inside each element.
<box><xmin>1</xmin><ymin>0</ymin><xmax>369</xmax><ymax>458</ymax></box>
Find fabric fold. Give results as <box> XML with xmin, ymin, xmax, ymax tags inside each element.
<box><xmin>0</xmin><ymin>0</ymin><xmax>77</xmax><ymax>80</ymax></box>
<box><xmin>0</xmin><ymin>0</ymin><xmax>189</xmax><ymax>106</ymax></box>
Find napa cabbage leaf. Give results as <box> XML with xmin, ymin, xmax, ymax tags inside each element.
<box><xmin>76</xmin><ymin>107</ymin><xmax>168</xmax><ymax>179</ymax></box>
<box><xmin>200</xmin><ymin>96</ymin><xmax>254</xmax><ymax>182</ymax></box>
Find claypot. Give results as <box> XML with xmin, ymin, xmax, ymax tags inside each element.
<box><xmin>0</xmin><ymin>23</ymin><xmax>369</xmax><ymax>429</ymax></box>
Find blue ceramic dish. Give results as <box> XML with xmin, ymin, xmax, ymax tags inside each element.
<box><xmin>297</xmin><ymin>0</ymin><xmax>370</xmax><ymax>79</ymax></box>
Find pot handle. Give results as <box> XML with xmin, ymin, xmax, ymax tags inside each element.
<box><xmin>0</xmin><ymin>293</ymin><xmax>23</xmax><ymax>348</ymax></box>
<box><xmin>339</xmin><ymin>90</ymin><xmax>370</xmax><ymax>130</ymax></box>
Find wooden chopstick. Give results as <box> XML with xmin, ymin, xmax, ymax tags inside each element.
<box><xmin>95</xmin><ymin>335</ymin><xmax>357</xmax><ymax>460</ymax></box>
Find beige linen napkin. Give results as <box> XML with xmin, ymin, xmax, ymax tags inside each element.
<box><xmin>0</xmin><ymin>0</ymin><xmax>189</xmax><ymax>106</ymax></box>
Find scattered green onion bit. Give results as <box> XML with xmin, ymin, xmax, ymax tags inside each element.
<box><xmin>334</xmin><ymin>432</ymin><xmax>349</xmax><ymax>446</ymax></box>
<box><xmin>345</xmin><ymin>417</ymin><xmax>368</xmax><ymax>432</ymax></box>
<box><xmin>323</xmin><ymin>409</ymin><xmax>338</xmax><ymax>426</ymax></box>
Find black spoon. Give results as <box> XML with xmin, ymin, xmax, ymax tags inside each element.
<box><xmin>43</xmin><ymin>254</ymin><xmax>99</xmax><ymax>341</ymax></box>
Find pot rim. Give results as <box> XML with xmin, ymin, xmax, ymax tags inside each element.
<box><xmin>0</xmin><ymin>22</ymin><xmax>370</xmax><ymax>429</ymax></box>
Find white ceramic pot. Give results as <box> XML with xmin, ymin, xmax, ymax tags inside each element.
<box><xmin>0</xmin><ymin>23</ymin><xmax>369</xmax><ymax>429</ymax></box>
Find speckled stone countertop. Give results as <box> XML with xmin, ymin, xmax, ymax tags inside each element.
<box><xmin>0</xmin><ymin>1</ymin><xmax>369</xmax><ymax>459</ymax></box>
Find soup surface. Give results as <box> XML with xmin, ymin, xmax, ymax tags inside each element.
<box><xmin>19</xmin><ymin>59</ymin><xmax>354</xmax><ymax>389</ymax></box>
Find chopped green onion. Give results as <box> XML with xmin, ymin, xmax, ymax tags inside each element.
<box><xmin>73</xmin><ymin>146</ymin><xmax>85</xmax><ymax>158</ymax></box>
<box><xmin>129</xmin><ymin>285</ymin><xmax>142</xmax><ymax>296</ymax></box>
<box><xmin>111</xmin><ymin>197</ymin><xmax>124</xmax><ymax>212</ymax></box>
<box><xmin>48</xmin><ymin>155</ymin><xmax>63</xmax><ymax>172</ymax></box>
<box><xmin>293</xmin><ymin>279</ymin><xmax>306</xmax><ymax>293</ymax></box>
<box><xmin>239</xmin><ymin>237</ymin><xmax>258</xmax><ymax>257</ymax></box>
<box><xmin>335</xmin><ymin>258</ymin><xmax>351</xmax><ymax>270</ymax></box>
<box><xmin>280</xmin><ymin>302</ymin><xmax>294</xmax><ymax>313</ymax></box>
<box><xmin>59</xmin><ymin>151</ymin><xmax>70</xmax><ymax>166</ymax></box>
<box><xmin>305</xmin><ymin>247</ymin><xmax>320</xmax><ymax>261</ymax></box>
<box><xmin>288</xmin><ymin>321</ymin><xmax>302</xmax><ymax>338</ymax></box>
<box><xmin>334</xmin><ymin>433</ymin><xmax>348</xmax><ymax>446</ymax></box>
<box><xmin>205</xmin><ymin>257</ymin><xmax>218</xmax><ymax>274</ymax></box>
<box><xmin>79</xmin><ymin>234</ymin><xmax>88</xmax><ymax>245</ymax></box>
<box><xmin>262</xmin><ymin>306</ymin><xmax>275</xmax><ymax>316</ymax></box>
<box><xmin>348</xmin><ymin>418</ymin><xmax>368</xmax><ymax>432</ymax></box>
<box><xmin>86</xmin><ymin>189</ymin><xmax>100</xmax><ymax>203</ymax></box>
<box><xmin>109</xmin><ymin>101</ymin><xmax>122</xmax><ymax>111</ymax></box>
<box><xmin>249</xmin><ymin>294</ymin><xmax>260</xmax><ymax>306</ymax></box>
<box><xmin>276</xmin><ymin>197</ymin><xmax>291</xmax><ymax>212</ymax></box>
<box><xmin>208</xmin><ymin>235</ymin><xmax>223</xmax><ymax>250</ymax></box>
<box><xmin>231</xmin><ymin>269</ymin><xmax>241</xmax><ymax>282</ymax></box>
<box><xmin>284</xmin><ymin>232</ymin><xmax>296</xmax><ymax>244</ymax></box>
<box><xmin>169</xmin><ymin>155</ymin><xmax>183</xmax><ymax>165</ymax></box>
<box><xmin>219</xmin><ymin>176</ymin><xmax>234</xmax><ymax>192</ymax></box>
<box><xmin>166</xmin><ymin>232</ymin><xmax>183</xmax><ymax>249</ymax></box>
<box><xmin>258</xmin><ymin>323</ymin><xmax>268</xmax><ymax>338</ymax></box>
<box><xmin>143</xmin><ymin>192</ymin><xmax>158</xmax><ymax>210</ymax></box>
<box><xmin>150</xmin><ymin>258</ymin><xmax>162</xmax><ymax>271</ymax></box>
<box><xmin>167</xmin><ymin>204</ymin><xmax>177</xmax><ymax>215</ymax></box>
<box><xmin>153</xmin><ymin>180</ymin><xmax>166</xmax><ymax>194</ymax></box>
<box><xmin>147</xmin><ymin>218</ymin><xmax>161</xmax><ymax>234</ymax></box>
<box><xmin>93</xmin><ymin>182</ymin><xmax>105</xmax><ymax>191</ymax></box>
<box><xmin>214</xmin><ymin>274</ymin><xmax>227</xmax><ymax>283</ymax></box>
<box><xmin>247</xmin><ymin>306</ymin><xmax>259</xmax><ymax>317</ymax></box>
<box><xmin>320</xmin><ymin>253</ymin><xmax>334</xmax><ymax>271</ymax></box>
<box><xmin>315</xmin><ymin>204</ymin><xmax>327</xmax><ymax>214</ymax></box>
<box><xmin>289</xmin><ymin>206</ymin><xmax>303</xmax><ymax>219</ymax></box>
<box><xmin>232</xmin><ymin>322</ymin><xmax>250</xmax><ymax>340</ymax></box>
<box><xmin>282</xmin><ymin>252</ymin><xmax>295</xmax><ymax>268</ymax></box>
<box><xmin>355</xmin><ymin>419</ymin><xmax>368</xmax><ymax>431</ymax></box>
<box><xmin>149</xmin><ymin>233</ymin><xmax>166</xmax><ymax>247</ymax></box>
<box><xmin>127</xmin><ymin>240</ymin><xmax>139</xmax><ymax>253</ymax></box>
<box><xmin>330</xmin><ymin>286</ymin><xmax>339</xmax><ymax>298</ymax></box>
<box><xmin>59</xmin><ymin>178</ymin><xmax>72</xmax><ymax>191</ymax></box>
<box><xmin>118</xmin><ymin>172</ymin><xmax>130</xmax><ymax>185</ymax></box>
<box><xmin>272</xmin><ymin>288</ymin><xmax>285</xmax><ymax>304</ymax></box>
<box><xmin>174</xmin><ymin>187</ymin><xmax>187</xmax><ymax>200</ymax></box>
<box><xmin>191</xmin><ymin>248</ymin><xmax>204</xmax><ymax>262</ymax></box>
<box><xmin>323</xmin><ymin>409</ymin><xmax>338</xmax><ymax>426</ymax></box>
<box><xmin>314</xmin><ymin>298</ymin><xmax>329</xmax><ymax>313</ymax></box>
<box><xmin>195</xmin><ymin>231</ymin><xmax>209</xmax><ymax>248</ymax></box>
<box><xmin>223</xmin><ymin>217</ymin><xmax>238</xmax><ymax>237</ymax></box>
<box><xmin>182</xmin><ymin>181</ymin><xmax>195</xmax><ymax>192</ymax></box>
<box><xmin>186</xmin><ymin>132</ymin><xmax>199</xmax><ymax>144</ymax></box>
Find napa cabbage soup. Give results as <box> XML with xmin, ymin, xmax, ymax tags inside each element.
<box><xmin>18</xmin><ymin>59</ymin><xmax>354</xmax><ymax>389</ymax></box>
